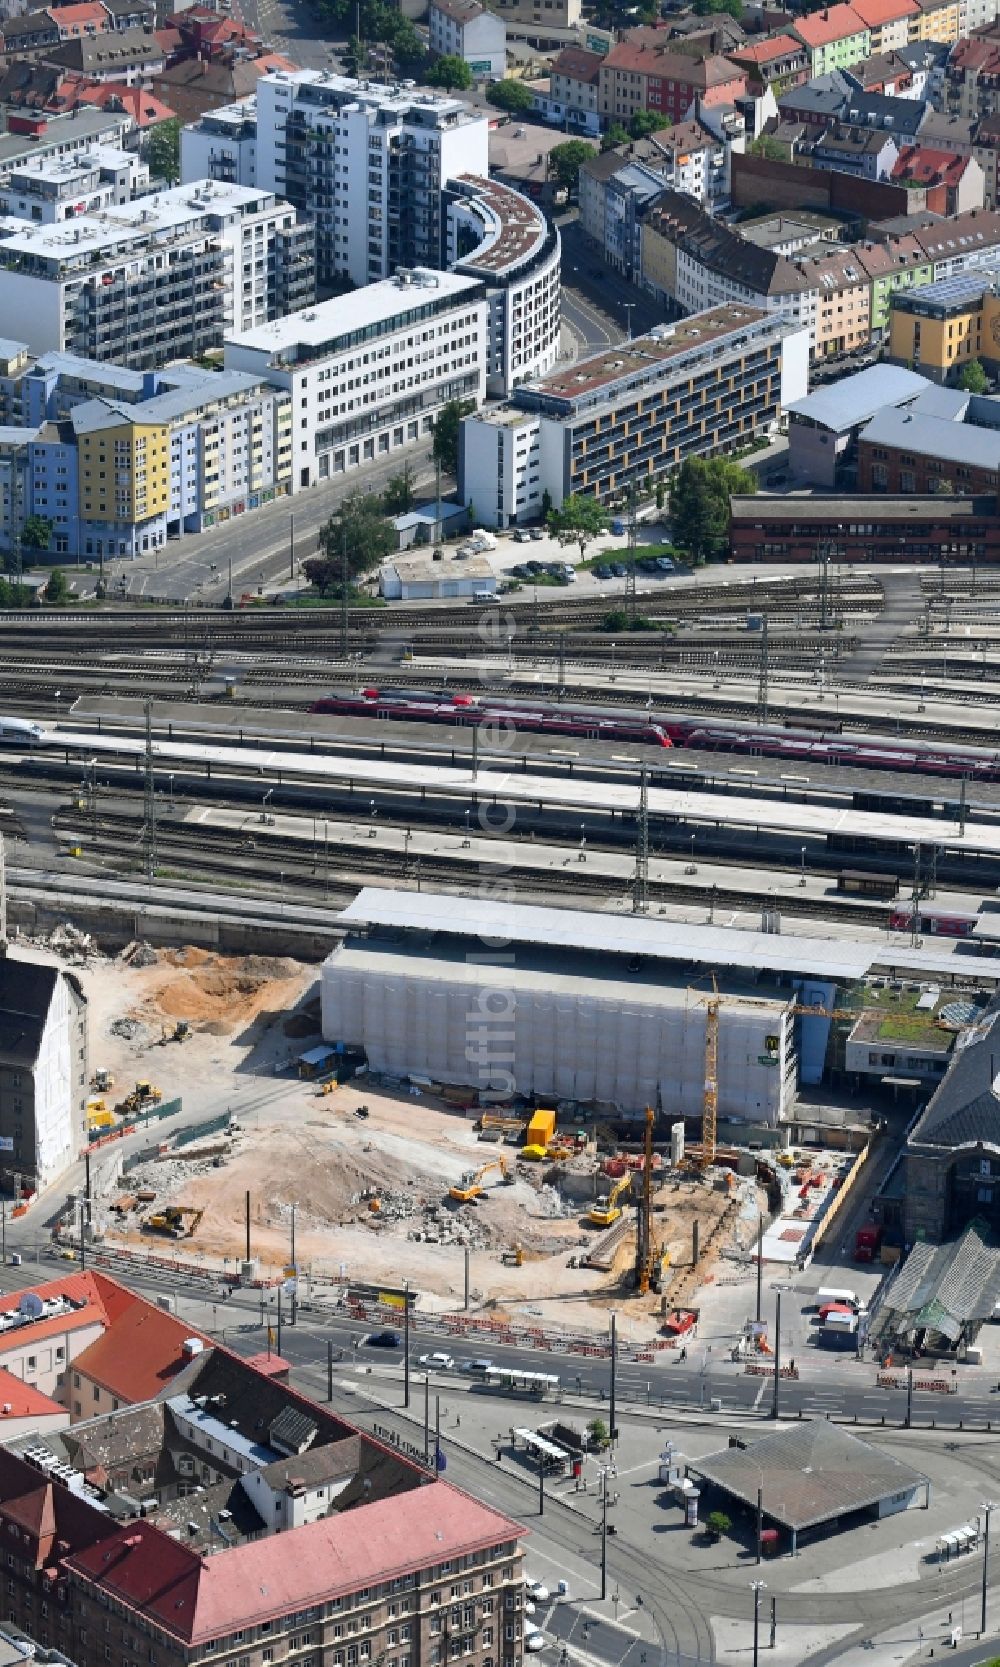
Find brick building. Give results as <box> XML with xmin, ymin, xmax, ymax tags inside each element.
<box><xmin>598</xmin><ymin>35</ymin><xmax>746</xmax><ymax>123</ymax></box>
<box><xmin>0</xmin><ymin>1346</ymin><xmax>527</xmax><ymax>1667</ymax></box>
<box><xmin>729</xmin><ymin>491</ymin><xmax>1000</xmax><ymax>560</ymax></box>
<box><xmin>858</xmin><ymin>393</ymin><xmax>1000</xmax><ymax>490</ymax></box>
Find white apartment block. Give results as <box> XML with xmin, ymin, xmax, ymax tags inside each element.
<box><xmin>224</xmin><ymin>267</ymin><xmax>487</xmax><ymax>489</ymax></box>
<box><xmin>226</xmin><ymin>70</ymin><xmax>489</xmax><ymax>288</ymax></box>
<box><xmin>0</xmin><ymin>145</ymin><xmax>149</xmax><ymax>225</ymax></box>
<box><xmin>0</xmin><ymin>178</ymin><xmax>313</xmax><ymax>366</ymax></box>
<box><xmin>179</xmin><ymin>99</ymin><xmax>258</xmax><ymax>188</ymax></box>
<box><xmin>428</xmin><ymin>0</ymin><xmax>506</xmax><ymax>78</ymax></box>
<box><xmin>446</xmin><ymin>173</ymin><xmax>560</xmax><ymax>393</ymax></box>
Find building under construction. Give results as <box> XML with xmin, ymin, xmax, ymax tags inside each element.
<box><xmin>320</xmin><ymin>891</ymin><xmax>855</xmax><ymax>1125</ymax></box>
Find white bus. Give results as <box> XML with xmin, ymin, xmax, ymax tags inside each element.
<box><xmin>482</xmin><ymin>1367</ymin><xmax>560</xmax><ymax>1399</ymax></box>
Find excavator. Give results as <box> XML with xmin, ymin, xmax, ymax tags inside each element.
<box><xmin>448</xmin><ymin>1156</ymin><xmax>515</xmax><ymax>1204</ymax></box>
<box><xmin>588</xmin><ymin>1171</ymin><xmax>632</xmax><ymax>1229</ymax></box>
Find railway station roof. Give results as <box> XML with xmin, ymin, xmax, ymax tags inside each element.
<box><xmin>688</xmin><ymin>1422</ymin><xmax>928</xmax><ymax>1531</ymax></box>
<box><xmin>338</xmin><ymin>889</ymin><xmax>876</xmax><ymax>979</ymax></box>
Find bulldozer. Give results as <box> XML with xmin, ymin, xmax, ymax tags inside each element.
<box><xmin>115</xmin><ymin>1081</ymin><xmax>163</xmax><ymax>1116</ymax></box>
<box><xmin>449</xmin><ymin>1156</ymin><xmax>515</xmax><ymax>1204</ymax></box>
<box><xmin>588</xmin><ymin>1172</ymin><xmax>632</xmax><ymax>1229</ymax></box>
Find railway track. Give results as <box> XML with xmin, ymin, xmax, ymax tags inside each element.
<box><xmin>50</xmin><ymin>804</ymin><xmax>894</xmax><ymax>925</ymax></box>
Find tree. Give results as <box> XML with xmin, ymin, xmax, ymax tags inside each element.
<box><xmin>488</xmin><ymin>78</ymin><xmax>533</xmax><ymax>112</ymax></box>
<box><xmin>669</xmin><ymin>456</ymin><xmax>756</xmax><ymax>563</ymax></box>
<box><xmin>958</xmin><ymin>358</ymin><xmax>989</xmax><ymax>394</ymax></box>
<box><xmin>693</xmin><ymin>0</ymin><xmax>742</xmax><ymax>14</ymax></box>
<box><xmin>705</xmin><ymin>1511</ymin><xmax>732</xmax><ymax>1541</ymax></box>
<box><xmin>146</xmin><ymin>118</ymin><xmax>181</xmax><ymax>184</ymax></box>
<box><xmin>547</xmin><ymin>139</ymin><xmax>597</xmax><ymax>195</ymax></box>
<box><xmin>43</xmin><ymin>566</ymin><xmax>69</xmax><ymax>604</ymax></box>
<box><xmin>391</xmin><ymin>17</ymin><xmax>427</xmax><ymax>69</ymax></box>
<box><xmin>307</xmin><ymin>491</ymin><xmax>396</xmax><ymax>593</ymax></box>
<box><xmin>425</xmin><ymin>55</ymin><xmax>472</xmax><ymax>91</ymax></box>
<box><xmin>432</xmin><ymin>398</ymin><xmax>475</xmax><ymax>475</ymax></box>
<box><xmin>601</xmin><ymin>123</ymin><xmax>630</xmax><ymax>152</ymax></box>
<box><xmin>628</xmin><ymin>110</ymin><xmax>672</xmax><ymax>139</ymax></box>
<box><xmin>749</xmin><ymin>132</ymin><xmax>786</xmax><ymax>161</ymax></box>
<box><xmin>586</xmin><ymin>1418</ymin><xmax>610</xmax><ymax>1448</ymax></box>
<box><xmin>382</xmin><ymin>465</ymin><xmax>415</xmax><ymax>515</ymax></box>
<box><xmin>21</xmin><ymin>515</ymin><xmax>52</xmax><ymax>551</ymax></box>
<box><xmin>547</xmin><ymin>492</ymin><xmax>609</xmax><ymax>559</ymax></box>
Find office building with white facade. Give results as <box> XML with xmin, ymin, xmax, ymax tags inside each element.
<box><xmin>446</xmin><ymin>173</ymin><xmax>560</xmax><ymax>394</ymax></box>
<box><xmin>428</xmin><ymin>0</ymin><xmax>506</xmax><ymax>79</ymax></box>
<box><xmin>224</xmin><ymin>266</ymin><xmax>487</xmax><ymax>489</ymax></box>
<box><xmin>185</xmin><ymin>71</ymin><xmax>490</xmax><ymax>290</ymax></box>
<box><xmin>0</xmin><ymin>178</ymin><xmax>313</xmax><ymax>366</ymax></box>
<box><xmin>459</xmin><ymin>304</ymin><xmax>809</xmax><ymax>523</ymax></box>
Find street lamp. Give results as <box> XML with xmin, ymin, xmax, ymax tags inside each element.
<box><xmin>751</xmin><ymin>1581</ymin><xmax>766</xmax><ymax>1667</ymax></box>
<box><xmin>982</xmin><ymin>1500</ymin><xmax>996</xmax><ymax>1637</ymax></box>
<box><xmin>799</xmin><ymin>845</ymin><xmax>807</xmax><ymax>886</ymax></box>
<box><xmin>599</xmin><ymin>1467</ymin><xmax>617</xmax><ymax>1601</ymax></box>
<box><xmin>261</xmin><ymin>787</ymin><xmax>273</xmax><ymax>823</ymax></box>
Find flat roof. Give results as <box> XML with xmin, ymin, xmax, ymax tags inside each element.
<box><xmin>225</xmin><ymin>269</ymin><xmax>483</xmax><ymax>360</ymax></box>
<box><xmin>337</xmin><ymin>888</ymin><xmax>875</xmax><ymax>979</ymax></box>
<box><xmin>689</xmin><ymin>1422</ymin><xmax>928</xmax><ymax>1531</ymax></box>
<box><xmin>860</xmin><ymin>404</ymin><xmax>1000</xmax><ymax>470</ymax></box>
<box><xmin>786</xmin><ymin>364</ymin><xmax>930</xmax><ymax>433</ymax></box>
<box><xmin>519</xmin><ymin>305</ymin><xmax>774</xmax><ymax>406</ymax></box>
<box><xmin>0</xmin><ymin>179</ymin><xmax>276</xmax><ymax>262</ymax></box>
<box><xmin>730</xmin><ymin>493</ymin><xmax>994</xmax><ymax>521</ymax></box>
<box><xmin>452</xmin><ymin>174</ymin><xmax>548</xmax><ymax>276</ymax></box>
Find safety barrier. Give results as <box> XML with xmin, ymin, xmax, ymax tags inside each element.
<box><xmin>744</xmin><ymin>1362</ymin><xmax>799</xmax><ymax>1379</ymax></box>
<box><xmin>86</xmin><ymin>1097</ymin><xmax>183</xmax><ymax>1150</ymax></box>
<box><xmin>877</xmin><ymin>1372</ymin><xmax>956</xmax><ymax>1394</ymax></box>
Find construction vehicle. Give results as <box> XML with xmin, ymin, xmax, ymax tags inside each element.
<box><xmin>448</xmin><ymin>1157</ymin><xmax>515</xmax><ymax>1203</ymax></box>
<box><xmin>635</xmin><ymin>1106</ymin><xmax>655</xmax><ymax>1293</ymax></box>
<box><xmin>479</xmin><ymin>1112</ymin><xmax>527</xmax><ymax>1137</ymax></box>
<box><xmin>91</xmin><ymin>1068</ymin><xmax>114</xmax><ymax>1094</ymax></box>
<box><xmin>158</xmin><ymin>1022</ymin><xmax>190</xmax><ymax>1044</ymax></box>
<box><xmin>115</xmin><ymin>1081</ymin><xmax>163</xmax><ymax>1117</ymax></box>
<box><xmin>144</xmin><ymin>1204</ymin><xmax>204</xmax><ymax>1239</ymax></box>
<box><xmin>86</xmin><ymin>1102</ymin><xmax>114</xmax><ymax>1132</ymax></box>
<box><xmin>588</xmin><ymin>1172</ymin><xmax>631</xmax><ymax>1229</ymax></box>
<box><xmin>502</xmin><ymin>1243</ymin><xmax>523</xmax><ymax>1266</ymax></box>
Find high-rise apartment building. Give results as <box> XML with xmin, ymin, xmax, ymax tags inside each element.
<box><xmin>0</xmin><ymin>179</ymin><xmax>313</xmax><ymax>366</ymax></box>
<box><xmin>183</xmin><ymin>72</ymin><xmax>490</xmax><ymax>289</ymax></box>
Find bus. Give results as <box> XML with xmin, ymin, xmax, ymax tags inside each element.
<box><xmin>482</xmin><ymin>1368</ymin><xmax>560</xmax><ymax>1399</ymax></box>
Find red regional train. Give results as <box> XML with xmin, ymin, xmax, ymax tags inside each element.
<box><xmin>309</xmin><ymin>688</ymin><xmax>1000</xmax><ymax>781</ymax></box>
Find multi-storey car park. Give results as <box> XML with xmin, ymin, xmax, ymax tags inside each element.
<box><xmin>0</xmin><ymin>180</ymin><xmax>314</xmax><ymax>367</ymax></box>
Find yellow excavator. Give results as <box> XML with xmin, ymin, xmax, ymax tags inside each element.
<box><xmin>449</xmin><ymin>1156</ymin><xmax>515</xmax><ymax>1204</ymax></box>
<box><xmin>588</xmin><ymin>1172</ymin><xmax>632</xmax><ymax>1229</ymax></box>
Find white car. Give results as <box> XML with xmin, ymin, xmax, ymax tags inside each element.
<box><xmin>523</xmin><ymin>1602</ymin><xmax>536</xmax><ymax>1618</ymax></box>
<box><xmin>418</xmin><ymin>1352</ymin><xmax>455</xmax><ymax>1371</ymax></box>
<box><xmin>527</xmin><ymin>1584</ymin><xmax>549</xmax><ymax>1602</ymax></box>
<box><xmin>525</xmin><ymin>1635</ymin><xmax>546</xmax><ymax>1653</ymax></box>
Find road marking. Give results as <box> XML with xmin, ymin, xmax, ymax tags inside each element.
<box><xmin>753</xmin><ymin>1381</ymin><xmax>766</xmax><ymax>1409</ymax></box>
<box><xmin>528</xmin><ymin>1547</ymin><xmax>599</xmax><ymax>1593</ymax></box>
<box><xmin>575</xmin><ymin>1608</ymin><xmax>642</xmax><ymax>1640</ymax></box>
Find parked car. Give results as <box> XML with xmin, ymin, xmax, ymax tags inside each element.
<box><xmin>513</xmin><ymin>528</ymin><xmax>531</xmax><ymax>543</ymax></box>
<box><xmin>526</xmin><ymin>1584</ymin><xmax>550</xmax><ymax>1601</ymax></box>
<box><xmin>593</xmin><ymin>564</ymin><xmax>611</xmax><ymax>579</ymax></box>
<box><xmin>610</xmin><ymin>562</ymin><xmax>628</xmax><ymax>577</ymax></box>
<box><xmin>510</xmin><ymin>563</ymin><xmax>531</xmax><ymax>579</ymax></box>
<box><xmin>656</xmin><ymin>557</ymin><xmax>675</xmax><ymax>571</ymax></box>
<box><xmin>529</xmin><ymin>527</ymin><xmax>545</xmax><ymax>541</ymax></box>
<box><xmin>526</xmin><ymin>559</ymin><xmax>544</xmax><ymax>573</ymax></box>
<box><xmin>525</xmin><ymin>1636</ymin><xmax>545</xmax><ymax>1653</ymax></box>
<box><xmin>367</xmin><ymin>1330</ymin><xmax>401</xmax><ymax>1348</ymax></box>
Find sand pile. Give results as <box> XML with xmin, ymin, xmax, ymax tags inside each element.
<box><xmin>138</xmin><ymin>950</ymin><xmax>304</xmax><ymax>1032</ymax></box>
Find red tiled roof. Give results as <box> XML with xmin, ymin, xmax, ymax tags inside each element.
<box><xmin>67</xmin><ymin>1487</ymin><xmax>526</xmax><ymax>1645</ymax></box>
<box><xmin>603</xmin><ymin>39</ymin><xmax>745</xmax><ymax>85</ymax></box>
<box><xmin>77</xmin><ymin>81</ymin><xmax>176</xmax><ymax>123</ymax></box>
<box><xmin>51</xmin><ymin>2</ymin><xmax>110</xmax><ymax>27</ymax></box>
<box><xmin>850</xmin><ymin>0</ymin><xmax>919</xmax><ymax>25</ymax></box>
<box><xmin>0</xmin><ymin>1367</ymin><xmax>65</xmax><ymax>1421</ymax></box>
<box><xmin>892</xmin><ymin>142</ymin><xmax>970</xmax><ymax>182</ymax></box>
<box><xmin>72</xmin><ymin>1299</ymin><xmax>211</xmax><ymax>1404</ymax></box>
<box><xmin>792</xmin><ymin>4</ymin><xmax>867</xmax><ymax>46</ymax></box>
<box><xmin>730</xmin><ymin>31</ymin><xmax>803</xmax><ymax>61</ymax></box>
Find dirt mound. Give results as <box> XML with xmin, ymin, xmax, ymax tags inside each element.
<box><xmin>141</xmin><ymin>952</ymin><xmax>304</xmax><ymax>1032</ymax></box>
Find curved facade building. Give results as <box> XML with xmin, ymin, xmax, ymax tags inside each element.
<box><xmin>447</xmin><ymin>172</ymin><xmax>561</xmax><ymax>395</ymax></box>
